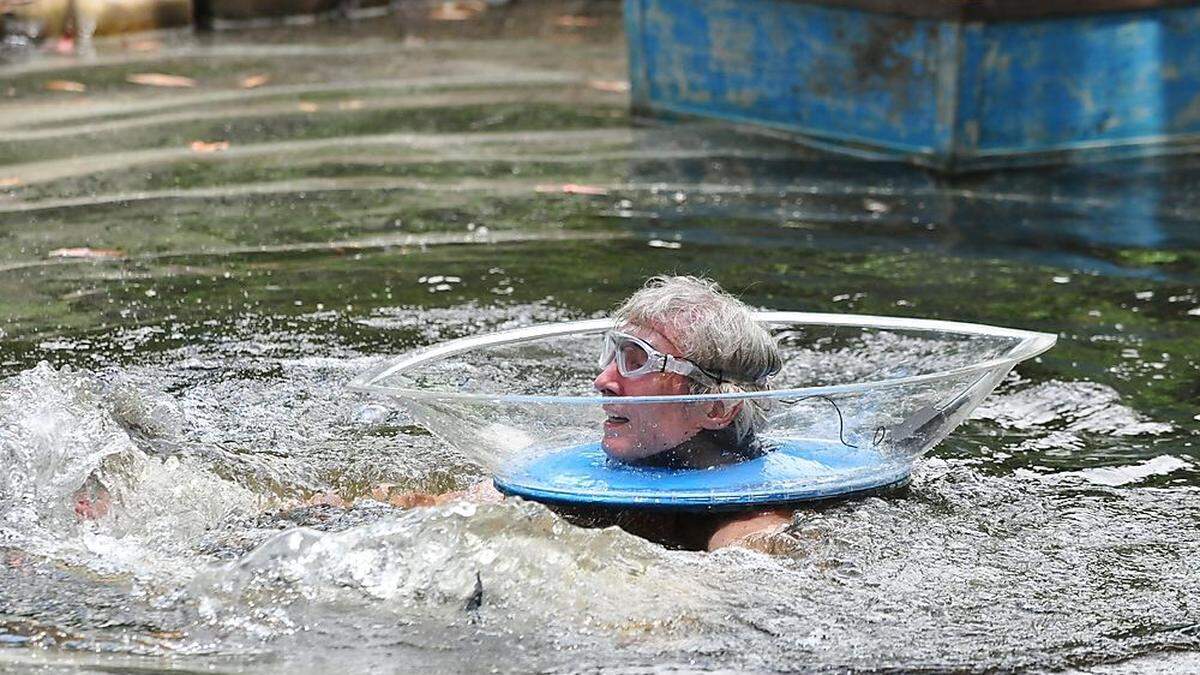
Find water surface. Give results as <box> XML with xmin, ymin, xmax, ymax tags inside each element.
<box><xmin>1</xmin><ymin>4</ymin><xmax>1198</xmax><ymax>673</ymax></box>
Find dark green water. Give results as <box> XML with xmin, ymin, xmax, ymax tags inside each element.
<box><xmin>1</xmin><ymin>3</ymin><xmax>1198</xmax><ymax>673</ymax></box>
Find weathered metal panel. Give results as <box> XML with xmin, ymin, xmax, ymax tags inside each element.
<box><xmin>959</xmin><ymin>7</ymin><xmax>1200</xmax><ymax>163</ymax></box>
<box><xmin>625</xmin><ymin>0</ymin><xmax>653</xmax><ymax>113</ymax></box>
<box><xmin>626</xmin><ymin>0</ymin><xmax>1200</xmax><ymax>170</ymax></box>
<box><xmin>627</xmin><ymin>0</ymin><xmax>952</xmax><ymax>158</ymax></box>
<box><xmin>768</xmin><ymin>0</ymin><xmax>1200</xmax><ymax>21</ymax></box>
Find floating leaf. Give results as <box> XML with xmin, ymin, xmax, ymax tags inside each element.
<box><xmin>588</xmin><ymin>79</ymin><xmax>629</xmax><ymax>93</ymax></box>
<box><xmin>537</xmin><ymin>183</ymin><xmax>609</xmax><ymax>196</ymax></box>
<box><xmin>126</xmin><ymin>73</ymin><xmax>197</xmax><ymax>88</ymax></box>
<box><xmin>189</xmin><ymin>140</ymin><xmax>230</xmax><ymax>153</ymax></box>
<box><xmin>45</xmin><ymin>80</ymin><xmax>86</xmax><ymax>92</ymax></box>
<box><xmin>0</xmin><ymin>177</ymin><xmax>22</xmax><ymax>187</ymax></box>
<box><xmin>298</xmin><ymin>102</ymin><xmax>319</xmax><ymax>113</ymax></box>
<box><xmin>429</xmin><ymin>1</ymin><xmax>485</xmax><ymax>20</ymax></box>
<box><xmin>239</xmin><ymin>74</ymin><xmax>269</xmax><ymax>89</ymax></box>
<box><xmin>338</xmin><ymin>99</ymin><xmax>364</xmax><ymax>110</ymax></box>
<box><xmin>555</xmin><ymin>15</ymin><xmax>600</xmax><ymax>28</ymax></box>
<box><xmin>48</xmin><ymin>247</ymin><xmax>125</xmax><ymax>259</ymax></box>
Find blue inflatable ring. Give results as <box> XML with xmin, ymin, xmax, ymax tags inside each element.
<box><xmin>493</xmin><ymin>440</ymin><xmax>911</xmax><ymax>511</ymax></box>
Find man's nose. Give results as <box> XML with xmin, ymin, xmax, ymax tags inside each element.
<box><xmin>593</xmin><ymin>361</ymin><xmax>623</xmax><ymax>394</ymax></box>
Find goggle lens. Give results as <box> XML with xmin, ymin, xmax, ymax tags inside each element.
<box><xmin>619</xmin><ymin>342</ymin><xmax>649</xmax><ymax>371</ymax></box>
<box><xmin>598</xmin><ymin>332</ymin><xmax>652</xmax><ymax>377</ymax></box>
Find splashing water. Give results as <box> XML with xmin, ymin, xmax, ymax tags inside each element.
<box><xmin>1</xmin><ymin>4</ymin><xmax>1198</xmax><ymax>671</ymax></box>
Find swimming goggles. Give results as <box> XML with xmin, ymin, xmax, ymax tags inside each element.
<box><xmin>597</xmin><ymin>330</ymin><xmax>722</xmax><ymax>387</ymax></box>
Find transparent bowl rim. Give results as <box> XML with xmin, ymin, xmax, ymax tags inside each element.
<box><xmin>348</xmin><ymin>311</ymin><xmax>1057</xmax><ymax>405</ymax></box>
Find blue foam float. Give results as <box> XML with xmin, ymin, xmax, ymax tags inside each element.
<box><xmin>493</xmin><ymin>440</ymin><xmax>911</xmax><ymax>511</ymax></box>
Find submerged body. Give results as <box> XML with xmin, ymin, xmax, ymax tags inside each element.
<box><xmin>405</xmin><ymin>478</ymin><xmax>793</xmax><ymax>551</ymax></box>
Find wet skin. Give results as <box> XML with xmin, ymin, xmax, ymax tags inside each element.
<box><xmin>592</xmin><ymin>322</ymin><xmax>738</xmax><ymax>462</ymax></box>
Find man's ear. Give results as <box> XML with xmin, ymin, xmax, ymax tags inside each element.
<box><xmin>700</xmin><ymin>400</ymin><xmax>741</xmax><ymax>429</ymax></box>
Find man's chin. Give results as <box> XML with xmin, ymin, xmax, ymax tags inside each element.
<box><xmin>600</xmin><ymin>437</ymin><xmax>629</xmax><ymax>460</ymax></box>
<box><xmin>601</xmin><ymin>437</ymin><xmax>662</xmax><ymax>463</ymax></box>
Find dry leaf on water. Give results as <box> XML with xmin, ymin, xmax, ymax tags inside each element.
<box><xmin>588</xmin><ymin>79</ymin><xmax>630</xmax><ymax>93</ymax></box>
<box><xmin>536</xmin><ymin>183</ymin><xmax>609</xmax><ymax>196</ymax></box>
<box><xmin>45</xmin><ymin>80</ymin><xmax>86</xmax><ymax>92</ymax></box>
<box><xmin>127</xmin><ymin>73</ymin><xmax>197</xmax><ymax>88</ymax></box>
<box><xmin>48</xmin><ymin>247</ymin><xmax>125</xmax><ymax>260</ymax></box>
<box><xmin>240</xmin><ymin>74</ymin><xmax>269</xmax><ymax>89</ymax></box>
<box><xmin>554</xmin><ymin>15</ymin><xmax>600</xmax><ymax>28</ymax></box>
<box><xmin>338</xmin><ymin>99</ymin><xmax>364</xmax><ymax>110</ymax></box>
<box><xmin>298</xmin><ymin>102</ymin><xmax>319</xmax><ymax>113</ymax></box>
<box><xmin>0</xmin><ymin>177</ymin><xmax>22</xmax><ymax>187</ymax></box>
<box><xmin>429</xmin><ymin>1</ymin><xmax>485</xmax><ymax>21</ymax></box>
<box><xmin>190</xmin><ymin>140</ymin><xmax>230</xmax><ymax>153</ymax></box>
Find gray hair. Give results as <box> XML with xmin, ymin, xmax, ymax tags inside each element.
<box><xmin>613</xmin><ymin>275</ymin><xmax>781</xmax><ymax>441</ymax></box>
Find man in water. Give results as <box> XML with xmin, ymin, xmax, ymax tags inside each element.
<box><xmin>567</xmin><ymin>275</ymin><xmax>793</xmax><ymax>549</ymax></box>
<box><xmin>74</xmin><ymin>276</ymin><xmax>794</xmax><ymax>550</ymax></box>
<box><xmin>379</xmin><ymin>276</ymin><xmax>796</xmax><ymax>551</ymax></box>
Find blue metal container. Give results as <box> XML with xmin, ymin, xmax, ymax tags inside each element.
<box><xmin>625</xmin><ymin>0</ymin><xmax>1200</xmax><ymax>171</ymax></box>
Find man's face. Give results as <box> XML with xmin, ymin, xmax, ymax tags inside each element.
<box><xmin>592</xmin><ymin>322</ymin><xmax>714</xmax><ymax>461</ymax></box>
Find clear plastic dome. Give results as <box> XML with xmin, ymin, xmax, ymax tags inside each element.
<box><xmin>350</xmin><ymin>313</ymin><xmax>1056</xmax><ymax>507</ymax></box>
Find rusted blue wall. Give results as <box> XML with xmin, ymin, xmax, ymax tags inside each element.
<box><xmin>958</xmin><ymin>10</ymin><xmax>1200</xmax><ymax>163</ymax></box>
<box><xmin>626</xmin><ymin>0</ymin><xmax>1200</xmax><ymax>170</ymax></box>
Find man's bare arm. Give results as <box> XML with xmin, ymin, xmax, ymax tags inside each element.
<box><xmin>707</xmin><ymin>509</ymin><xmax>794</xmax><ymax>551</ymax></box>
<box><xmin>370</xmin><ymin>479</ymin><xmax>504</xmax><ymax>508</ymax></box>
